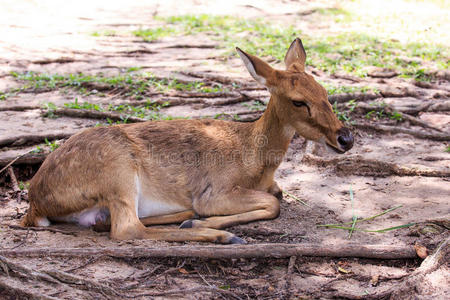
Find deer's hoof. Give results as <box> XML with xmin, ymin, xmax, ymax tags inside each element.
<box><xmin>229</xmin><ymin>236</ymin><xmax>247</xmax><ymax>244</ymax></box>
<box><xmin>179</xmin><ymin>219</ymin><xmax>195</xmax><ymax>228</ymax></box>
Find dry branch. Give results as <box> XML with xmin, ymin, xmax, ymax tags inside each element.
<box><xmin>353</xmin><ymin>122</ymin><xmax>450</xmax><ymax>141</ymax></box>
<box><xmin>0</xmin><ymin>243</ymin><xmax>417</xmax><ymax>260</ymax></box>
<box><xmin>302</xmin><ymin>154</ymin><xmax>450</xmax><ymax>177</ymax></box>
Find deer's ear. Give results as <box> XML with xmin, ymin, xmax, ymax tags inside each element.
<box><xmin>284</xmin><ymin>38</ymin><xmax>306</xmax><ymax>71</ymax></box>
<box><xmin>236</xmin><ymin>47</ymin><xmax>274</xmax><ymax>86</ymax></box>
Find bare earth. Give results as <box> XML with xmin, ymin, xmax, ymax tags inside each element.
<box><xmin>0</xmin><ymin>1</ymin><xmax>449</xmax><ymax>299</ymax></box>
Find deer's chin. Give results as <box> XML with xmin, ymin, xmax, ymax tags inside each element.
<box><xmin>325</xmin><ymin>142</ymin><xmax>346</xmax><ymax>154</ymax></box>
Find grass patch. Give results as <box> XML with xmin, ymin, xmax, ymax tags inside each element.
<box><xmin>61</xmin><ymin>98</ymin><xmax>173</xmax><ymax>122</ymax></box>
<box><xmin>318</xmin><ymin>192</ymin><xmax>415</xmax><ymax>238</ymax></box>
<box><xmin>10</xmin><ymin>71</ymin><xmax>225</xmax><ymax>99</ymax></box>
<box><xmin>129</xmin><ymin>14</ymin><xmax>448</xmax><ymax>79</ymax></box>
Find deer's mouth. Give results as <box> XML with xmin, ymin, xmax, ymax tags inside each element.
<box><xmin>325</xmin><ymin>142</ymin><xmax>346</xmax><ymax>154</ymax></box>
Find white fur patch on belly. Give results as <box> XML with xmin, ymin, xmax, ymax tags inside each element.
<box><xmin>50</xmin><ymin>206</ymin><xmax>109</xmax><ymax>227</ymax></box>
<box><xmin>135</xmin><ymin>176</ymin><xmax>186</xmax><ymax>218</ymax></box>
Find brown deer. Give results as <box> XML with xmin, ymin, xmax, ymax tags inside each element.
<box><xmin>22</xmin><ymin>38</ymin><xmax>353</xmax><ymax>244</ymax></box>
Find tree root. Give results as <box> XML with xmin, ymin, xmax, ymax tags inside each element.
<box><xmin>0</xmin><ymin>243</ymin><xmax>417</xmax><ymax>260</ymax></box>
<box><xmin>6</xmin><ymin>224</ymin><xmax>79</xmax><ymax>236</ymax></box>
<box><xmin>0</xmin><ymin>275</ymin><xmax>59</xmax><ymax>300</ymax></box>
<box><xmin>370</xmin><ymin>237</ymin><xmax>449</xmax><ymax>299</ymax></box>
<box><xmin>346</xmin><ymin>102</ymin><xmax>443</xmax><ymax>132</ymax></box>
<box><xmin>0</xmin><ymin>133</ymin><xmax>72</xmax><ymax>148</ymax></box>
<box><xmin>328</xmin><ymin>92</ymin><xmax>380</xmax><ymax>104</ymax></box>
<box><xmin>0</xmin><ymin>105</ymin><xmax>41</xmax><ymax>112</ymax></box>
<box><xmin>302</xmin><ymin>154</ymin><xmax>450</xmax><ymax>177</ymax></box>
<box><xmin>353</xmin><ymin>122</ymin><xmax>450</xmax><ymax>141</ymax></box>
<box><xmin>0</xmin><ymin>151</ymin><xmax>48</xmax><ymax>168</ymax></box>
<box><xmin>49</xmin><ymin>108</ymin><xmax>146</xmax><ymax>123</ymax></box>
<box><xmin>6</xmin><ymin>167</ymin><xmax>21</xmax><ymax>203</ymax></box>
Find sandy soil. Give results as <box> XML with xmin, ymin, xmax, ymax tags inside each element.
<box><xmin>0</xmin><ymin>1</ymin><xmax>449</xmax><ymax>299</ymax></box>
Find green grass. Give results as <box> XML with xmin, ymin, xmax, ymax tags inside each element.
<box><xmin>319</xmin><ymin>203</ymin><xmax>415</xmax><ymax>237</ymax></box>
<box><xmin>10</xmin><ymin>71</ymin><xmax>225</xmax><ymax>100</ymax></box>
<box><xmin>445</xmin><ymin>145</ymin><xmax>450</xmax><ymax>153</ymax></box>
<box><xmin>127</xmin><ymin>14</ymin><xmax>449</xmax><ymax>80</ymax></box>
<box><xmin>333</xmin><ymin>100</ymin><xmax>357</xmax><ymax>123</ymax></box>
<box><xmin>61</xmin><ymin>98</ymin><xmax>173</xmax><ymax>122</ymax></box>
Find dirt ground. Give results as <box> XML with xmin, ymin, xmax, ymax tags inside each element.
<box><xmin>0</xmin><ymin>1</ymin><xmax>449</xmax><ymax>299</ymax></box>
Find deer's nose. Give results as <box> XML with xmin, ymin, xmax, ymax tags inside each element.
<box><xmin>337</xmin><ymin>127</ymin><xmax>354</xmax><ymax>151</ymax></box>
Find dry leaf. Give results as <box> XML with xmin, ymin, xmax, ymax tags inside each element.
<box><xmin>178</xmin><ymin>268</ymin><xmax>189</xmax><ymax>274</ymax></box>
<box><xmin>414</xmin><ymin>243</ymin><xmax>429</xmax><ymax>259</ymax></box>
<box><xmin>370</xmin><ymin>274</ymin><xmax>379</xmax><ymax>286</ymax></box>
<box><xmin>337</xmin><ymin>266</ymin><xmax>351</xmax><ymax>274</ymax></box>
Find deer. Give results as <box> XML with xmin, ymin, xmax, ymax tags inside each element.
<box><xmin>21</xmin><ymin>38</ymin><xmax>354</xmax><ymax>244</ymax></box>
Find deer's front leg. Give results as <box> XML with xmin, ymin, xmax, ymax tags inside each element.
<box><xmin>180</xmin><ymin>186</ymin><xmax>280</xmax><ymax>230</ymax></box>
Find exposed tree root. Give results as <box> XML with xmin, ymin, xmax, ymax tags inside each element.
<box><xmin>353</xmin><ymin>122</ymin><xmax>450</xmax><ymax>141</ymax></box>
<box><xmin>0</xmin><ymin>276</ymin><xmax>59</xmax><ymax>300</ymax></box>
<box><xmin>370</xmin><ymin>237</ymin><xmax>449</xmax><ymax>299</ymax></box>
<box><xmin>49</xmin><ymin>108</ymin><xmax>146</xmax><ymax>123</ymax></box>
<box><xmin>6</xmin><ymin>224</ymin><xmax>79</xmax><ymax>236</ymax></box>
<box><xmin>0</xmin><ymin>243</ymin><xmax>417</xmax><ymax>260</ymax></box>
<box><xmin>328</xmin><ymin>92</ymin><xmax>380</xmax><ymax>104</ymax></box>
<box><xmin>302</xmin><ymin>154</ymin><xmax>450</xmax><ymax>177</ymax></box>
<box><xmin>44</xmin><ymin>269</ymin><xmax>123</xmax><ymax>297</ymax></box>
<box><xmin>347</xmin><ymin>102</ymin><xmax>443</xmax><ymax>131</ymax></box>
<box><xmin>178</xmin><ymin>71</ymin><xmax>242</xmax><ymax>86</ymax></box>
<box><xmin>0</xmin><ymin>133</ymin><xmax>72</xmax><ymax>148</ymax></box>
<box><xmin>0</xmin><ymin>105</ymin><xmax>40</xmax><ymax>112</ymax></box>
<box><xmin>163</xmin><ymin>44</ymin><xmax>216</xmax><ymax>49</ymax></box>
<box><xmin>31</xmin><ymin>57</ymin><xmax>80</xmax><ymax>65</ymax></box>
<box><xmin>0</xmin><ymin>151</ymin><xmax>48</xmax><ymax>168</ymax></box>
<box><xmin>7</xmin><ymin>167</ymin><xmax>21</xmax><ymax>203</ymax></box>
<box><xmin>400</xmin><ymin>100</ymin><xmax>450</xmax><ymax>116</ymax></box>
<box><xmin>132</xmin><ymin>286</ymin><xmax>241</xmax><ymax>299</ymax></box>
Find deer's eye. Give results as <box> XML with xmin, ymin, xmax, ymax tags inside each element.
<box><xmin>292</xmin><ymin>101</ymin><xmax>307</xmax><ymax>107</ymax></box>
<box><xmin>292</xmin><ymin>101</ymin><xmax>311</xmax><ymax>116</ymax></box>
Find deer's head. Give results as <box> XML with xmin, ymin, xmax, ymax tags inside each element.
<box><xmin>237</xmin><ymin>38</ymin><xmax>354</xmax><ymax>153</ymax></box>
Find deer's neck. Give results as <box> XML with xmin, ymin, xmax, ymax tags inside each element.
<box><xmin>251</xmin><ymin>97</ymin><xmax>295</xmax><ymax>167</ymax></box>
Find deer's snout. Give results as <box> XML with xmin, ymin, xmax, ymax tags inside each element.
<box><xmin>337</xmin><ymin>127</ymin><xmax>354</xmax><ymax>152</ymax></box>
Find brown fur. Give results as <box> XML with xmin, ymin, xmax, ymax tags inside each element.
<box><xmin>22</xmin><ymin>38</ymin><xmax>353</xmax><ymax>243</ymax></box>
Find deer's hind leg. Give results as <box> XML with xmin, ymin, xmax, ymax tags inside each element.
<box><xmin>180</xmin><ymin>186</ymin><xmax>280</xmax><ymax>230</ymax></box>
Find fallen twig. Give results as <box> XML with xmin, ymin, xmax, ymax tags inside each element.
<box><xmin>0</xmin><ymin>243</ymin><xmax>417</xmax><ymax>259</ymax></box>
